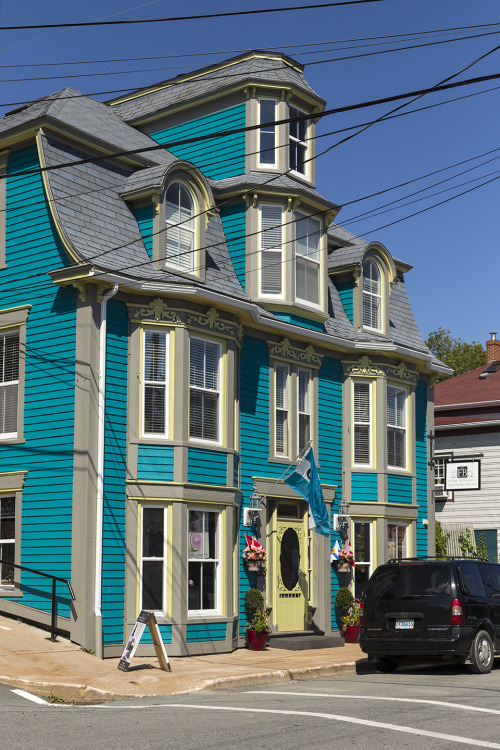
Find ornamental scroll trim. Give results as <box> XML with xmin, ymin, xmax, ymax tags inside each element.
<box><xmin>187</xmin><ymin>307</ymin><xmax>243</xmax><ymax>345</ymax></box>
<box><xmin>268</xmin><ymin>337</ymin><xmax>323</xmax><ymax>368</ymax></box>
<box><xmin>130</xmin><ymin>298</ymin><xmax>181</xmax><ymax>323</ymax></box>
<box><xmin>344</xmin><ymin>355</ymin><xmax>418</xmax><ymax>384</ymax></box>
<box><xmin>129</xmin><ymin>301</ymin><xmax>243</xmax><ymax>343</ymax></box>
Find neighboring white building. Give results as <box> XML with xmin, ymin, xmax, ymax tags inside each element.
<box><xmin>434</xmin><ymin>333</ymin><xmax>500</xmax><ymax>561</ymax></box>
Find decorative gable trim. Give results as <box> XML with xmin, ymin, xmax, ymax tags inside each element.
<box><xmin>344</xmin><ymin>355</ymin><xmax>418</xmax><ymax>385</ymax></box>
<box><xmin>267</xmin><ymin>336</ymin><xmax>323</xmax><ymax>368</ymax></box>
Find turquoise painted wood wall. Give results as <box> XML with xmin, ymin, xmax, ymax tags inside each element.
<box><xmin>0</xmin><ymin>144</ymin><xmax>76</xmax><ymax>616</ymax></box>
<box><xmin>102</xmin><ymin>299</ymin><xmax>128</xmax><ymax>645</ymax></box>
<box><xmin>188</xmin><ymin>448</ymin><xmax>227</xmax><ymax>485</ymax></box>
<box><xmin>336</xmin><ymin>280</ymin><xmax>354</xmax><ymax>323</ymax></box>
<box><xmin>140</xmin><ymin>623</ymin><xmax>172</xmax><ymax>644</ymax></box>
<box><xmin>150</xmin><ymin>104</ymin><xmax>246</xmax><ymax>180</ymax></box>
<box><xmin>415</xmin><ymin>379</ymin><xmax>429</xmax><ymax>556</ymax></box>
<box><xmin>219</xmin><ymin>204</ymin><xmax>246</xmax><ymax>289</ymax></box>
<box><xmin>351</xmin><ymin>472</ymin><xmax>378</xmax><ymax>502</ymax></box>
<box><xmin>137</xmin><ymin>445</ymin><xmax>174</xmax><ymax>482</ymax></box>
<box><xmin>186</xmin><ymin>621</ymin><xmax>227</xmax><ymax>642</ymax></box>
<box><xmin>272</xmin><ymin>311</ymin><xmax>325</xmax><ymax>332</ymax></box>
<box><xmin>134</xmin><ymin>204</ymin><xmax>153</xmax><ymax>260</ymax></box>
<box><xmin>387</xmin><ymin>474</ymin><xmax>413</xmax><ymax>504</ymax></box>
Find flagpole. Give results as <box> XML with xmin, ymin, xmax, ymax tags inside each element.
<box><xmin>254</xmin><ymin>439</ymin><xmax>313</xmax><ymax>504</ymax></box>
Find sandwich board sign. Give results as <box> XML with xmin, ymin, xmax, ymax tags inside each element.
<box><xmin>118</xmin><ymin>610</ymin><xmax>171</xmax><ymax>672</ymax></box>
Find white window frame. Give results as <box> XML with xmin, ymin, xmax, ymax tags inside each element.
<box><xmin>189</xmin><ymin>336</ymin><xmax>222</xmax><ymax>445</ymax></box>
<box><xmin>258</xmin><ymin>98</ymin><xmax>277</xmax><ymax>168</ymax></box>
<box><xmin>297</xmin><ymin>367</ymin><xmax>311</xmax><ymax>455</ymax></box>
<box><xmin>387</xmin><ymin>384</ymin><xmax>407</xmax><ymax>470</ymax></box>
<box><xmin>0</xmin><ymin>496</ymin><xmax>15</xmax><ymax>589</ymax></box>
<box><xmin>165</xmin><ymin>181</ymin><xmax>196</xmax><ymax>272</ymax></box>
<box><xmin>387</xmin><ymin>522</ymin><xmax>408</xmax><ymax>561</ymax></box>
<box><xmin>188</xmin><ymin>508</ymin><xmax>221</xmax><ymax>616</ymax></box>
<box><xmin>362</xmin><ymin>258</ymin><xmax>382</xmax><ymax>331</ymax></box>
<box><xmin>140</xmin><ymin>505</ymin><xmax>167</xmax><ymax>615</ymax></box>
<box><xmin>275</xmin><ymin>362</ymin><xmax>290</xmax><ymax>457</ymax></box>
<box><xmin>259</xmin><ymin>204</ymin><xmax>284</xmax><ymax>298</ymax></box>
<box><xmin>0</xmin><ymin>330</ymin><xmax>19</xmax><ymax>440</ymax></box>
<box><xmin>352</xmin><ymin>519</ymin><xmax>373</xmax><ymax>599</ymax></box>
<box><xmin>295</xmin><ymin>212</ymin><xmax>321</xmax><ymax>307</ymax></box>
<box><xmin>142</xmin><ymin>329</ymin><xmax>169</xmax><ymax>438</ymax></box>
<box><xmin>289</xmin><ymin>104</ymin><xmax>309</xmax><ymax>177</ymax></box>
<box><xmin>353</xmin><ymin>380</ymin><xmax>372</xmax><ymax>467</ymax></box>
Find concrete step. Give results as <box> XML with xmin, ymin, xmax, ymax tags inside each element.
<box><xmin>269</xmin><ymin>632</ymin><xmax>344</xmax><ymax>650</ymax></box>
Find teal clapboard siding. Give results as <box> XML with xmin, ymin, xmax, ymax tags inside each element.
<box><xmin>415</xmin><ymin>379</ymin><xmax>429</xmax><ymax>556</ymax></box>
<box><xmin>188</xmin><ymin>448</ymin><xmax>227</xmax><ymax>485</ymax></box>
<box><xmin>1</xmin><ymin>144</ymin><xmax>76</xmax><ymax>615</ymax></box>
<box><xmin>186</xmin><ymin>622</ymin><xmax>227</xmax><ymax>642</ymax></box>
<box><xmin>139</xmin><ymin>623</ymin><xmax>173</xmax><ymax>645</ymax></box>
<box><xmin>351</xmin><ymin>473</ymin><xmax>378</xmax><ymax>502</ymax></box>
<box><xmin>134</xmin><ymin>204</ymin><xmax>154</xmax><ymax>260</ymax></box>
<box><xmin>317</xmin><ymin>355</ymin><xmax>343</xmax><ymax>630</ymax></box>
<box><xmin>150</xmin><ymin>104</ymin><xmax>246</xmax><ymax>179</ymax></box>
<box><xmin>137</xmin><ymin>445</ymin><xmax>174</xmax><ymax>482</ymax></box>
<box><xmin>336</xmin><ymin>280</ymin><xmax>354</xmax><ymax>323</ymax></box>
<box><xmin>102</xmin><ymin>299</ymin><xmax>129</xmax><ymax>645</ymax></box>
<box><xmin>219</xmin><ymin>204</ymin><xmax>246</xmax><ymax>289</ymax></box>
<box><xmin>388</xmin><ymin>474</ymin><xmax>413</xmax><ymax>504</ymax></box>
<box><xmin>272</xmin><ymin>311</ymin><xmax>324</xmax><ymax>332</ymax></box>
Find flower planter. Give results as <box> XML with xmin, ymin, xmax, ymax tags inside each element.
<box><xmin>245</xmin><ymin>561</ymin><xmax>261</xmax><ymax>572</ymax></box>
<box><xmin>344</xmin><ymin>624</ymin><xmax>360</xmax><ymax>643</ymax></box>
<box><xmin>247</xmin><ymin>629</ymin><xmax>269</xmax><ymax>651</ymax></box>
<box><xmin>337</xmin><ymin>563</ymin><xmax>351</xmax><ymax>573</ymax></box>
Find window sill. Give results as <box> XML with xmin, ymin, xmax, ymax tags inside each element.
<box><xmin>0</xmin><ymin>437</ymin><xmax>25</xmax><ymax>445</ymax></box>
<box><xmin>0</xmin><ymin>588</ymin><xmax>22</xmax><ymax>597</ymax></box>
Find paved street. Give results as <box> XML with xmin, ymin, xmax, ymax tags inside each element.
<box><xmin>4</xmin><ymin>661</ymin><xmax>500</xmax><ymax>749</ymax></box>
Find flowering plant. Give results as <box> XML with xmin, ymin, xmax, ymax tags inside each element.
<box><xmin>337</xmin><ymin>549</ymin><xmax>355</xmax><ymax>566</ymax></box>
<box><xmin>341</xmin><ymin>599</ymin><xmax>361</xmax><ymax>631</ymax></box>
<box><xmin>243</xmin><ymin>546</ymin><xmax>267</xmax><ymax>563</ymax></box>
<box><xmin>245</xmin><ymin>607</ymin><xmax>271</xmax><ymax>634</ymax></box>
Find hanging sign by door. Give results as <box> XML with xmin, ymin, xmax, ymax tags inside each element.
<box><xmin>118</xmin><ymin>610</ymin><xmax>171</xmax><ymax>672</ymax></box>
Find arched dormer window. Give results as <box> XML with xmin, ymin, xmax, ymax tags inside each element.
<box><xmin>165</xmin><ymin>182</ymin><xmax>195</xmax><ymax>271</ymax></box>
<box><xmin>362</xmin><ymin>257</ymin><xmax>382</xmax><ymax>331</ymax></box>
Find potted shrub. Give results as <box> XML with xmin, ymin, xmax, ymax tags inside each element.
<box><xmin>243</xmin><ymin>544</ymin><xmax>267</xmax><ymax>572</ymax></box>
<box><xmin>335</xmin><ymin>587</ymin><xmax>354</xmax><ymax>635</ymax></box>
<box><xmin>245</xmin><ymin>607</ymin><xmax>271</xmax><ymax>651</ymax></box>
<box><xmin>244</xmin><ymin>588</ymin><xmax>264</xmax><ymax>615</ymax></box>
<box><xmin>341</xmin><ymin>599</ymin><xmax>361</xmax><ymax>643</ymax></box>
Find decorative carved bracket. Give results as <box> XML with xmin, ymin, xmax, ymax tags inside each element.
<box><xmin>268</xmin><ymin>337</ymin><xmax>323</xmax><ymax>368</ymax></box>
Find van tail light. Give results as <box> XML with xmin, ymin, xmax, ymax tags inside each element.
<box><xmin>451</xmin><ymin>598</ymin><xmax>464</xmax><ymax>625</ymax></box>
<box><xmin>359</xmin><ymin>600</ymin><xmax>365</xmax><ymax>626</ymax></box>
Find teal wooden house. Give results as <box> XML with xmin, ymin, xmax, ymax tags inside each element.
<box><xmin>0</xmin><ymin>51</ymin><xmax>447</xmax><ymax>657</ymax></box>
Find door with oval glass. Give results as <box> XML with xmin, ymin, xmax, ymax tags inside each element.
<box><xmin>273</xmin><ymin>502</ymin><xmax>308</xmax><ymax>632</ymax></box>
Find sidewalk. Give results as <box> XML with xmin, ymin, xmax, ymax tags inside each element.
<box><xmin>0</xmin><ymin>614</ymin><xmax>365</xmax><ymax>703</ymax></box>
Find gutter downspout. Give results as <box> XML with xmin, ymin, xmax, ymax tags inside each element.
<box><xmin>94</xmin><ymin>283</ymin><xmax>119</xmax><ymax>659</ymax></box>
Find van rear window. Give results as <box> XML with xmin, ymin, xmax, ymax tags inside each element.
<box><xmin>366</xmin><ymin>564</ymin><xmax>453</xmax><ymax>602</ymax></box>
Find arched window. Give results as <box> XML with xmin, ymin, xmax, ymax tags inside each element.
<box><xmin>165</xmin><ymin>182</ymin><xmax>195</xmax><ymax>271</ymax></box>
<box><xmin>362</xmin><ymin>258</ymin><xmax>382</xmax><ymax>330</ymax></box>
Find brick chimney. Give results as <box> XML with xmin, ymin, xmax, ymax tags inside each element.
<box><xmin>486</xmin><ymin>332</ymin><xmax>500</xmax><ymax>364</ymax></box>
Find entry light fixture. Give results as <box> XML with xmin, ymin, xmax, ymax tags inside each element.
<box><xmin>334</xmin><ymin>497</ymin><xmax>350</xmax><ymax>541</ymax></box>
<box><xmin>243</xmin><ymin>485</ymin><xmax>264</xmax><ymax>527</ymax></box>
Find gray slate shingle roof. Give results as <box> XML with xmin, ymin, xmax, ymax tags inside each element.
<box><xmin>210</xmin><ymin>172</ymin><xmax>336</xmax><ymax>207</ymax></box>
<box><xmin>108</xmin><ymin>53</ymin><xmax>323</xmax><ymax>123</ymax></box>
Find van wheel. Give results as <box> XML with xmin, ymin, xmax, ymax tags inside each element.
<box><xmin>468</xmin><ymin>630</ymin><xmax>494</xmax><ymax>674</ymax></box>
<box><xmin>376</xmin><ymin>657</ymin><xmax>399</xmax><ymax>673</ymax></box>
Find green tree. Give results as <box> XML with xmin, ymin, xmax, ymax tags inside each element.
<box><xmin>426</xmin><ymin>328</ymin><xmax>486</xmax><ymax>383</ymax></box>
<box><xmin>435</xmin><ymin>521</ymin><xmax>450</xmax><ymax>559</ymax></box>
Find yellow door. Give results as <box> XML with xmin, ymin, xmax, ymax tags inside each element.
<box><xmin>273</xmin><ymin>508</ymin><xmax>308</xmax><ymax>632</ymax></box>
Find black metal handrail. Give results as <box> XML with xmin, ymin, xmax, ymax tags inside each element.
<box><xmin>0</xmin><ymin>559</ymin><xmax>75</xmax><ymax>640</ymax></box>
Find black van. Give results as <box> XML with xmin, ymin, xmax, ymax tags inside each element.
<box><xmin>359</xmin><ymin>557</ymin><xmax>500</xmax><ymax>674</ymax></box>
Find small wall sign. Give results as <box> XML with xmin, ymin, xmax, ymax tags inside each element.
<box><xmin>445</xmin><ymin>460</ymin><xmax>481</xmax><ymax>491</ymax></box>
<box><xmin>118</xmin><ymin>610</ymin><xmax>171</xmax><ymax>672</ymax></box>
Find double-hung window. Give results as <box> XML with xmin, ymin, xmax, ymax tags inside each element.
<box><xmin>387</xmin><ymin>384</ymin><xmax>407</xmax><ymax>469</ymax></box>
<box><xmin>140</xmin><ymin>506</ymin><xmax>167</xmax><ymax>613</ymax></box>
<box><xmin>0</xmin><ymin>497</ymin><xmax>15</xmax><ymax>588</ymax></box>
<box><xmin>275</xmin><ymin>363</ymin><xmax>289</xmax><ymax>456</ymax></box>
<box><xmin>143</xmin><ymin>330</ymin><xmax>168</xmax><ymax>436</ymax></box>
<box><xmin>189</xmin><ymin>337</ymin><xmax>221</xmax><ymax>443</ymax></box>
<box><xmin>0</xmin><ymin>331</ymin><xmax>19</xmax><ymax>439</ymax></box>
<box><xmin>353</xmin><ymin>381</ymin><xmax>371</xmax><ymax>466</ymax></box>
<box><xmin>289</xmin><ymin>105</ymin><xmax>308</xmax><ymax>175</ymax></box>
<box><xmin>260</xmin><ymin>204</ymin><xmax>284</xmax><ymax>296</ymax></box>
<box><xmin>165</xmin><ymin>182</ymin><xmax>195</xmax><ymax>271</ymax></box>
<box><xmin>258</xmin><ymin>99</ymin><xmax>277</xmax><ymax>167</ymax></box>
<box><xmin>295</xmin><ymin>212</ymin><xmax>321</xmax><ymax>306</ymax></box>
<box><xmin>362</xmin><ymin>258</ymin><xmax>382</xmax><ymax>330</ymax></box>
<box><xmin>188</xmin><ymin>509</ymin><xmax>220</xmax><ymax>614</ymax></box>
<box><xmin>298</xmin><ymin>368</ymin><xmax>311</xmax><ymax>454</ymax></box>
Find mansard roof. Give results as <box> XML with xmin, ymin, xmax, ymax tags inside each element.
<box><xmin>107</xmin><ymin>51</ymin><xmax>324</xmax><ymax>124</ymax></box>
<box><xmin>209</xmin><ymin>172</ymin><xmax>338</xmax><ymax>210</ymax></box>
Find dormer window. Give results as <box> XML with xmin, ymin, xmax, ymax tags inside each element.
<box><xmin>362</xmin><ymin>258</ymin><xmax>382</xmax><ymax>331</ymax></box>
<box><xmin>258</xmin><ymin>99</ymin><xmax>277</xmax><ymax>168</ymax></box>
<box><xmin>165</xmin><ymin>182</ymin><xmax>195</xmax><ymax>271</ymax></box>
<box><xmin>289</xmin><ymin>105</ymin><xmax>308</xmax><ymax>176</ymax></box>
<box><xmin>295</xmin><ymin>212</ymin><xmax>321</xmax><ymax>306</ymax></box>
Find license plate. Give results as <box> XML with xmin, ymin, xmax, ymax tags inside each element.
<box><xmin>395</xmin><ymin>619</ymin><xmax>414</xmax><ymax>629</ymax></box>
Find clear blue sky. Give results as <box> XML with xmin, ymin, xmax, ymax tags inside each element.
<box><xmin>1</xmin><ymin>0</ymin><xmax>499</xmax><ymax>346</ymax></box>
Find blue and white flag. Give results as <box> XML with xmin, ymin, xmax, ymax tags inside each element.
<box><xmin>331</xmin><ymin>540</ymin><xmax>341</xmax><ymax>563</ymax></box>
<box><xmin>284</xmin><ymin>448</ymin><xmax>330</xmax><ymax>537</ymax></box>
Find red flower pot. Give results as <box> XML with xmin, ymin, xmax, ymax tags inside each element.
<box><xmin>247</xmin><ymin>629</ymin><xmax>269</xmax><ymax>651</ymax></box>
<box><xmin>344</xmin><ymin>624</ymin><xmax>360</xmax><ymax>643</ymax></box>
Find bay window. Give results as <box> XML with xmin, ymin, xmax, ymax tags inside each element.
<box><xmin>387</xmin><ymin>384</ymin><xmax>407</xmax><ymax>469</ymax></box>
<box><xmin>189</xmin><ymin>337</ymin><xmax>221</xmax><ymax>443</ymax></box>
<box><xmin>295</xmin><ymin>212</ymin><xmax>321</xmax><ymax>306</ymax></box>
<box><xmin>188</xmin><ymin>509</ymin><xmax>220</xmax><ymax>614</ymax></box>
<box><xmin>141</xmin><ymin>506</ymin><xmax>167</xmax><ymax>612</ymax></box>
<box><xmin>289</xmin><ymin>105</ymin><xmax>308</xmax><ymax>175</ymax></box>
<box><xmin>0</xmin><ymin>330</ymin><xmax>19</xmax><ymax>439</ymax></box>
<box><xmin>260</xmin><ymin>204</ymin><xmax>284</xmax><ymax>296</ymax></box>
<box><xmin>258</xmin><ymin>98</ymin><xmax>277</xmax><ymax>167</ymax></box>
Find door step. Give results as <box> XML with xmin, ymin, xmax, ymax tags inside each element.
<box><xmin>268</xmin><ymin>631</ymin><xmax>344</xmax><ymax>650</ymax></box>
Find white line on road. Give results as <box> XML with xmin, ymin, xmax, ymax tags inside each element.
<box><xmin>0</xmin><ymin>625</ymin><xmax>11</xmax><ymax>630</ymax></box>
<box><xmin>10</xmin><ymin>689</ymin><xmax>50</xmax><ymax>705</ymax></box>
<box><xmin>245</xmin><ymin>690</ymin><xmax>500</xmax><ymax>716</ymax></box>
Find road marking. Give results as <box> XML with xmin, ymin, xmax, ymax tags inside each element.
<box><xmin>245</xmin><ymin>690</ymin><xmax>500</xmax><ymax>716</ymax></box>
<box><xmin>11</xmin><ymin>689</ymin><xmax>50</xmax><ymax>705</ymax></box>
<box><xmin>0</xmin><ymin>625</ymin><xmax>11</xmax><ymax>630</ymax></box>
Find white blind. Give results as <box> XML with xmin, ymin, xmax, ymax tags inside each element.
<box><xmin>0</xmin><ymin>332</ymin><xmax>19</xmax><ymax>437</ymax></box>
<box><xmin>296</xmin><ymin>257</ymin><xmax>319</xmax><ymax>305</ymax></box>
<box><xmin>143</xmin><ymin>331</ymin><xmax>167</xmax><ymax>435</ymax></box>
<box><xmin>387</xmin><ymin>385</ymin><xmax>406</xmax><ymax>468</ymax></box>
<box><xmin>165</xmin><ymin>183</ymin><xmax>194</xmax><ymax>270</ymax></box>
<box><xmin>298</xmin><ymin>368</ymin><xmax>311</xmax><ymax>453</ymax></box>
<box><xmin>275</xmin><ymin>363</ymin><xmax>289</xmax><ymax>455</ymax></box>
<box><xmin>362</xmin><ymin>259</ymin><xmax>381</xmax><ymax>329</ymax></box>
<box><xmin>260</xmin><ymin>205</ymin><xmax>283</xmax><ymax>295</ymax></box>
<box><xmin>353</xmin><ymin>381</ymin><xmax>370</xmax><ymax>465</ymax></box>
<box><xmin>190</xmin><ymin>339</ymin><xmax>221</xmax><ymax>442</ymax></box>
